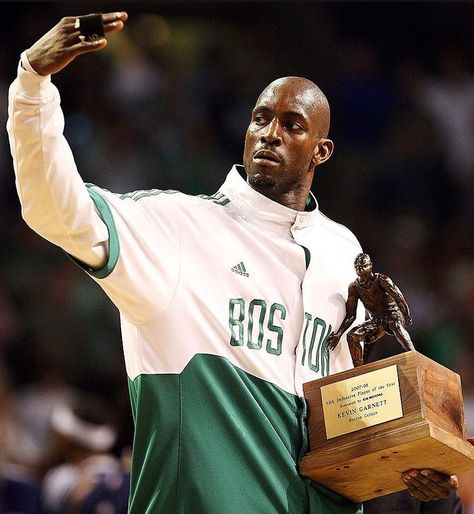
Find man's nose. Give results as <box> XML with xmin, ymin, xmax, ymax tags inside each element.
<box><xmin>260</xmin><ymin>119</ymin><xmax>282</xmax><ymax>146</ymax></box>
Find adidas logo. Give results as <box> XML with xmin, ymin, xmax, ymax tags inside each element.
<box><xmin>231</xmin><ymin>261</ymin><xmax>249</xmax><ymax>277</ymax></box>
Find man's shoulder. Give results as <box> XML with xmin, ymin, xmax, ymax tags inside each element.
<box><xmin>85</xmin><ymin>184</ymin><xmax>230</xmax><ymax>211</ymax></box>
<box><xmin>348</xmin><ymin>280</ymin><xmax>360</xmax><ymax>294</ymax></box>
<box><xmin>86</xmin><ymin>184</ymin><xmax>185</xmax><ymax>203</ymax></box>
<box><xmin>376</xmin><ymin>273</ymin><xmax>393</xmax><ymax>287</ymax></box>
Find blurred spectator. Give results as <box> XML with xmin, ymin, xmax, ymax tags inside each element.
<box><xmin>416</xmin><ymin>45</ymin><xmax>474</xmax><ymax>183</ymax></box>
<box><xmin>0</xmin><ymin>467</ymin><xmax>42</xmax><ymax>514</ymax></box>
<box><xmin>0</xmin><ymin>361</ymin><xmax>42</xmax><ymax>513</ymax></box>
<box><xmin>414</xmin><ymin>44</ymin><xmax>474</xmax><ymax>222</ymax></box>
<box><xmin>0</xmin><ymin>361</ymin><xmax>41</xmax><ymax>471</ymax></box>
<box><xmin>14</xmin><ymin>362</ymin><xmax>78</xmax><ymax>466</ymax></box>
<box><xmin>41</xmin><ymin>396</ymin><xmax>129</xmax><ymax>514</ymax></box>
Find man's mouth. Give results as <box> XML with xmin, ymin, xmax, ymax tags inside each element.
<box><xmin>252</xmin><ymin>150</ymin><xmax>281</xmax><ymax>166</ymax></box>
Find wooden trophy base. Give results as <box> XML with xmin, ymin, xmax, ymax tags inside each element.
<box><xmin>299</xmin><ymin>351</ymin><xmax>474</xmax><ymax>503</ymax></box>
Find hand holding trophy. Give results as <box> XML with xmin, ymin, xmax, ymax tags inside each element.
<box><xmin>299</xmin><ymin>253</ymin><xmax>474</xmax><ymax>503</ymax></box>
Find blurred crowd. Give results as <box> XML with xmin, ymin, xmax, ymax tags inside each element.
<box><xmin>0</xmin><ymin>2</ymin><xmax>473</xmax><ymax>512</ymax></box>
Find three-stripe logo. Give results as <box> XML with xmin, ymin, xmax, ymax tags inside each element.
<box><xmin>231</xmin><ymin>261</ymin><xmax>249</xmax><ymax>277</ymax></box>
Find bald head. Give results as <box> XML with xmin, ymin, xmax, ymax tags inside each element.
<box><xmin>243</xmin><ymin>76</ymin><xmax>334</xmax><ymax>210</ymax></box>
<box><xmin>256</xmin><ymin>76</ymin><xmax>331</xmax><ymax>138</ymax></box>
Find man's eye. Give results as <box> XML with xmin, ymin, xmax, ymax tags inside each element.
<box><xmin>254</xmin><ymin>115</ymin><xmax>266</xmax><ymax>125</ymax></box>
<box><xmin>286</xmin><ymin>122</ymin><xmax>302</xmax><ymax>131</ymax></box>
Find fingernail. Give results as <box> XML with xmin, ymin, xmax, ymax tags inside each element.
<box><xmin>410</xmin><ymin>471</ymin><xmax>418</xmax><ymax>477</ymax></box>
<box><xmin>421</xmin><ymin>470</ymin><xmax>429</xmax><ymax>476</ymax></box>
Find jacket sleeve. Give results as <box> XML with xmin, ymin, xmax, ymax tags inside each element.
<box><xmin>6</xmin><ymin>51</ymin><xmax>108</xmax><ymax>269</ymax></box>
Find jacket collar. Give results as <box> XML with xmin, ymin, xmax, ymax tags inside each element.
<box><xmin>219</xmin><ymin>165</ymin><xmax>319</xmax><ymax>237</ymax></box>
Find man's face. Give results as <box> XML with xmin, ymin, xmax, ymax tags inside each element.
<box><xmin>243</xmin><ymin>80</ymin><xmax>325</xmax><ymax>196</ymax></box>
<box><xmin>356</xmin><ymin>258</ymin><xmax>372</xmax><ymax>278</ymax></box>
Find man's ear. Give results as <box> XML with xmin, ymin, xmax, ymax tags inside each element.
<box><xmin>312</xmin><ymin>139</ymin><xmax>334</xmax><ymax>166</ymax></box>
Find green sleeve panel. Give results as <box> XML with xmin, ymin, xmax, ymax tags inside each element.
<box><xmin>68</xmin><ymin>186</ymin><xmax>120</xmax><ymax>279</ymax></box>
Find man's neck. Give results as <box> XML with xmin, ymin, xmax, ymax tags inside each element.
<box><xmin>259</xmin><ymin>188</ymin><xmax>310</xmax><ymax>211</ymax></box>
<box><xmin>237</xmin><ymin>165</ymin><xmax>315</xmax><ymax>212</ymax></box>
<box><xmin>247</xmin><ymin>178</ymin><xmax>312</xmax><ymax>211</ymax></box>
<box><xmin>358</xmin><ymin>273</ymin><xmax>375</xmax><ymax>286</ymax></box>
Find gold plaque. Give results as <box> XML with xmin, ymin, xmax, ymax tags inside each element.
<box><xmin>321</xmin><ymin>365</ymin><xmax>403</xmax><ymax>439</ymax></box>
<box><xmin>299</xmin><ymin>351</ymin><xmax>474</xmax><ymax>502</ymax></box>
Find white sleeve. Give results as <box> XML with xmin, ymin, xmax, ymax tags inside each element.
<box><xmin>6</xmin><ymin>52</ymin><xmax>108</xmax><ymax>269</ymax></box>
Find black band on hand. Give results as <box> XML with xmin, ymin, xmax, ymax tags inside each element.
<box><xmin>78</xmin><ymin>13</ymin><xmax>104</xmax><ymax>39</ymax></box>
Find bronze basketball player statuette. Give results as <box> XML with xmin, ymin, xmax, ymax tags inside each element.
<box><xmin>327</xmin><ymin>253</ymin><xmax>414</xmax><ymax>367</ymax></box>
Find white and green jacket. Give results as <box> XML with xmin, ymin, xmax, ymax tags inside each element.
<box><xmin>8</xmin><ymin>54</ymin><xmax>364</xmax><ymax>514</ymax></box>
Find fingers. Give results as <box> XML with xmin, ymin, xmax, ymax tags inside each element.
<box><xmin>402</xmin><ymin>469</ymin><xmax>458</xmax><ymax>501</ymax></box>
<box><xmin>101</xmin><ymin>11</ymin><xmax>128</xmax><ymax>24</ymax></box>
<box><xmin>67</xmin><ymin>11</ymin><xmax>127</xmax><ymax>39</ymax></box>
<box><xmin>69</xmin><ymin>12</ymin><xmax>128</xmax><ymax>57</ymax></box>
<box><xmin>26</xmin><ymin>11</ymin><xmax>128</xmax><ymax>75</ymax></box>
<box><xmin>70</xmin><ymin>38</ymin><xmax>108</xmax><ymax>55</ymax></box>
<box><xmin>101</xmin><ymin>11</ymin><xmax>128</xmax><ymax>33</ymax></box>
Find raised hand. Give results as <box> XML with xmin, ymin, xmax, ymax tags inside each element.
<box><xmin>25</xmin><ymin>11</ymin><xmax>128</xmax><ymax>76</ymax></box>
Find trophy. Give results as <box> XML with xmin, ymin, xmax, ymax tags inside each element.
<box><xmin>299</xmin><ymin>253</ymin><xmax>474</xmax><ymax>502</ymax></box>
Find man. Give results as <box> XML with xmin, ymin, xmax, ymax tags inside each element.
<box><xmin>7</xmin><ymin>11</ymin><xmax>458</xmax><ymax>514</ymax></box>
<box><xmin>327</xmin><ymin>252</ymin><xmax>415</xmax><ymax>367</ymax></box>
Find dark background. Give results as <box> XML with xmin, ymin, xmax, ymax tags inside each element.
<box><xmin>1</xmin><ymin>0</ymin><xmax>473</xmax><ymax>472</ymax></box>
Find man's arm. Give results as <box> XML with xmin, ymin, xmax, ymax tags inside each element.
<box><xmin>378</xmin><ymin>274</ymin><xmax>412</xmax><ymax>325</ymax></box>
<box><xmin>328</xmin><ymin>282</ymin><xmax>359</xmax><ymax>350</ymax></box>
<box><xmin>7</xmin><ymin>12</ymin><xmax>127</xmax><ymax>269</ymax></box>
